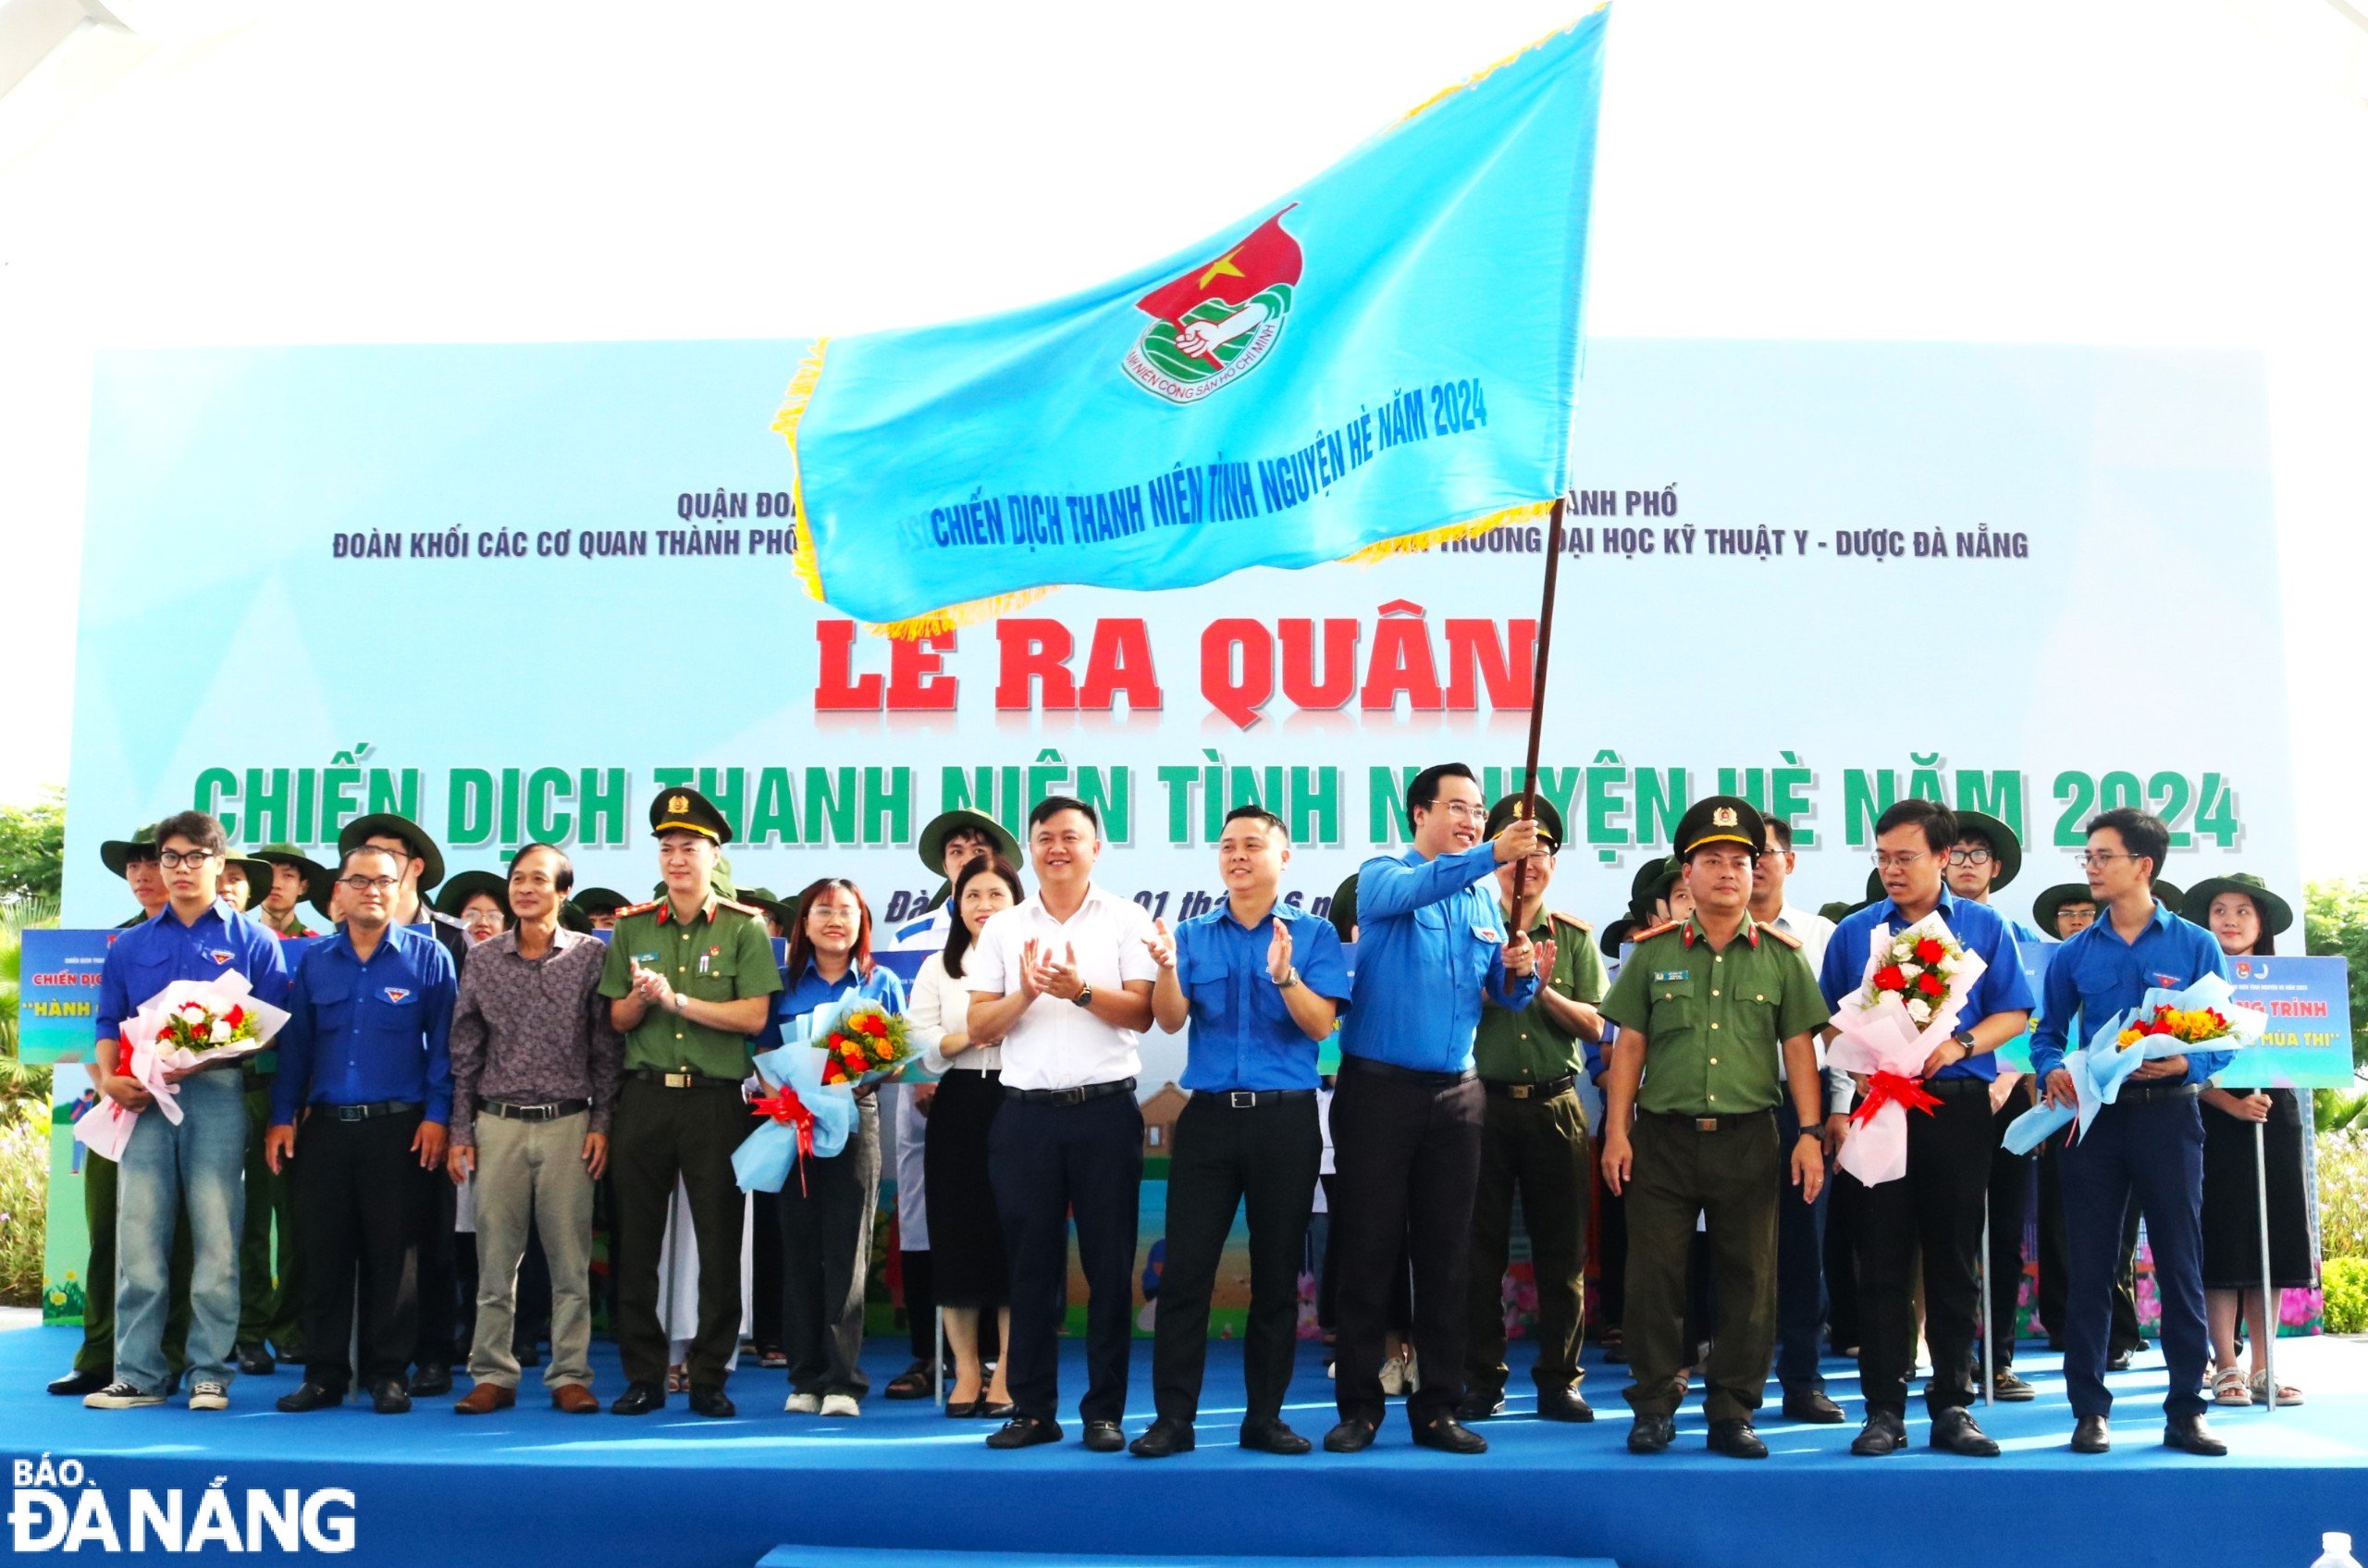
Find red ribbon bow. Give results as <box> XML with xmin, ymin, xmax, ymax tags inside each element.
<box><xmin>1850</xmin><ymin>1069</ymin><xmax>1943</xmax><ymax>1129</ymax></box>
<box><xmin>751</xmin><ymin>1086</ymin><xmax>816</xmax><ymax>1196</ymax></box>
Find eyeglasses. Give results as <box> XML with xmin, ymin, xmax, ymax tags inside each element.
<box><xmin>1870</xmin><ymin>851</ymin><xmax>1928</xmax><ymax>870</ymax></box>
<box><xmin>1946</xmin><ymin>847</ymin><xmax>1993</xmax><ymax>867</ymax></box>
<box><xmin>337</xmin><ymin>875</ymin><xmax>401</xmax><ymax>894</ymax></box>
<box><xmin>2073</xmin><ymin>850</ymin><xmax>2139</xmax><ymax>869</ymax></box>
<box><xmin>157</xmin><ymin>849</ymin><xmax>216</xmax><ymax>869</ymax></box>
<box><xmin>1436</xmin><ymin>802</ymin><xmax>1489</xmax><ymax>821</ymax></box>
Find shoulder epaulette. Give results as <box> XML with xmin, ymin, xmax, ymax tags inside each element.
<box><xmin>1761</xmin><ymin>924</ymin><xmax>1804</xmax><ymax>950</ymax></box>
<box><xmin>1630</xmin><ymin>920</ymin><xmax>1682</xmax><ymax>943</ymax></box>
<box><xmin>1548</xmin><ymin>910</ymin><xmax>1593</xmax><ymax>935</ymax></box>
<box><xmin>611</xmin><ymin>898</ymin><xmax>664</xmax><ymax>920</ymax></box>
<box><xmin>715</xmin><ymin>897</ymin><xmax>761</xmax><ymax>918</ymax></box>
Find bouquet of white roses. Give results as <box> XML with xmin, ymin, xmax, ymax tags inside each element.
<box><xmin>1825</xmin><ymin>911</ymin><xmax>1991</xmax><ymax>1185</ymax></box>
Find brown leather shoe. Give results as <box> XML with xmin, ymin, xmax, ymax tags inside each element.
<box><xmin>454</xmin><ymin>1382</ymin><xmax>516</xmax><ymax>1415</ymax></box>
<box><xmin>550</xmin><ymin>1384</ymin><xmax>598</xmax><ymax>1414</ymax></box>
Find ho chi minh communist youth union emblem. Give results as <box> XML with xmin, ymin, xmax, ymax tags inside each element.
<box><xmin>1122</xmin><ymin>205</ymin><xmax>1302</xmax><ymax>404</ymax></box>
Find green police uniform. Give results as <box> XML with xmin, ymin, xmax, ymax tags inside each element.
<box><xmin>598</xmin><ymin>788</ymin><xmax>783</xmax><ymax>1404</ymax></box>
<box><xmin>1464</xmin><ymin>903</ymin><xmax>1607</xmax><ymax>1413</ymax></box>
<box><xmin>1597</xmin><ymin>796</ymin><xmax>1828</xmax><ymax>1444</ymax></box>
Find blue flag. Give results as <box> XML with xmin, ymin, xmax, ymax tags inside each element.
<box><xmin>777</xmin><ymin>10</ymin><xmax>1611</xmax><ymax>634</ymax></box>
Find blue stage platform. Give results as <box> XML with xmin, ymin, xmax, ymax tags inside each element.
<box><xmin>6</xmin><ymin>1325</ymin><xmax>2363</xmax><ymax>1567</ymax></box>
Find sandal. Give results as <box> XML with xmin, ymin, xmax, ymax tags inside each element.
<box><xmin>2249</xmin><ymin>1370</ymin><xmax>2303</xmax><ymax>1405</ymax></box>
<box><xmin>666</xmin><ymin>1364</ymin><xmax>689</xmax><ymax>1394</ymax></box>
<box><xmin>2211</xmin><ymin>1367</ymin><xmax>2252</xmax><ymax>1406</ymax></box>
<box><xmin>884</xmin><ymin>1359</ymin><xmax>935</xmax><ymax>1401</ymax></box>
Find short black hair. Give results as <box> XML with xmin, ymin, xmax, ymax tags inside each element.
<box><xmin>1763</xmin><ymin>819</ymin><xmax>1795</xmax><ymax>853</ymax></box>
<box><xmin>1405</xmin><ymin>763</ymin><xmax>1476</xmax><ymax>829</ymax></box>
<box><xmin>2087</xmin><ymin>808</ymin><xmax>2169</xmax><ymax>876</ymax></box>
<box><xmin>122</xmin><ymin>829</ymin><xmax>162</xmax><ymax>865</ymax></box>
<box><xmin>339</xmin><ymin>843</ymin><xmax>404</xmax><ymax>876</ymax></box>
<box><xmin>511</xmin><ymin>842</ymin><xmax>574</xmax><ymax>895</ymax></box>
<box><xmin>1875</xmin><ymin>798</ymin><xmax>1957</xmax><ymax>856</ymax></box>
<box><xmin>152</xmin><ymin>810</ymin><xmax>228</xmax><ymax>856</ymax></box>
<box><xmin>1221</xmin><ymin>805</ymin><xmax>1289</xmax><ymax>841</ymax></box>
<box><xmin>1028</xmin><ymin>795</ymin><xmax>1098</xmax><ymax>833</ymax></box>
<box><xmin>1954</xmin><ymin>823</ymin><xmax>1996</xmax><ymax>853</ymax></box>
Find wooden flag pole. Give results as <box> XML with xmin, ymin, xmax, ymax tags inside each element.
<box><xmin>1510</xmin><ymin>495</ymin><xmax>1569</xmax><ymax>914</ymax></box>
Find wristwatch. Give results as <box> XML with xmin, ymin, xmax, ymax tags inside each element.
<box><xmin>1274</xmin><ymin>967</ymin><xmax>1301</xmax><ymax>990</ymax></box>
<box><xmin>1952</xmin><ymin>1028</ymin><xmax>1979</xmax><ymax>1056</ymax></box>
<box><xmin>1072</xmin><ymin>983</ymin><xmax>1094</xmax><ymax>1009</ymax></box>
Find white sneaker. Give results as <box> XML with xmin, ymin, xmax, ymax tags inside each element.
<box><xmin>783</xmin><ymin>1392</ymin><xmax>821</xmax><ymax>1414</ymax></box>
<box><xmin>820</xmin><ymin>1393</ymin><xmax>860</xmax><ymax>1417</ymax></box>
<box><xmin>84</xmin><ymin>1380</ymin><xmax>166</xmax><ymax>1409</ymax></box>
<box><xmin>188</xmin><ymin>1381</ymin><xmax>230</xmax><ymax>1412</ymax></box>
<box><xmin>1378</xmin><ymin>1356</ymin><xmax>1408</xmax><ymax>1396</ymax></box>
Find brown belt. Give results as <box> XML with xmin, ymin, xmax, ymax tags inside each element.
<box><xmin>1645</xmin><ymin>1108</ymin><xmax>1774</xmax><ymax>1133</ymax></box>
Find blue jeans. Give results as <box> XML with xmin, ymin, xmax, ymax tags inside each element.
<box><xmin>117</xmin><ymin>1069</ymin><xmax>245</xmax><ymax>1393</ymax></box>
<box><xmin>1773</xmin><ymin>1098</ymin><xmax>1830</xmax><ymax>1395</ymax></box>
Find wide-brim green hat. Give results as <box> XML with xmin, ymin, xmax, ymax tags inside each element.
<box><xmin>337</xmin><ymin>813</ymin><xmax>446</xmax><ymax>893</ymax></box>
<box><xmin>2152</xmin><ymin>879</ymin><xmax>2184</xmax><ymax>909</ymax></box>
<box><xmin>654</xmin><ymin>861</ymin><xmax>737</xmax><ymax>902</ymax></box>
<box><xmin>572</xmin><ymin>886</ymin><xmax>628</xmax><ymax>917</ymax></box>
<box><xmin>1628</xmin><ymin>854</ymin><xmax>1676</xmax><ymax>909</ymax></box>
<box><xmin>2029</xmin><ymin>883</ymin><xmax>2094</xmax><ymax>935</ymax></box>
<box><xmin>2179</xmin><ymin>873</ymin><xmax>2293</xmax><ymax>937</ymax></box>
<box><xmin>559</xmin><ymin>902</ymin><xmax>593</xmax><ymax>933</ymax></box>
<box><xmin>432</xmin><ymin>870</ymin><xmax>512</xmax><ymax>920</ymax></box>
<box><xmin>735</xmin><ymin>884</ymin><xmax>793</xmax><ymax>924</ymax></box>
<box><xmin>253</xmin><ymin>841</ymin><xmax>332</xmax><ymax>887</ymax></box>
<box><xmin>99</xmin><ymin>824</ymin><xmax>159</xmax><ymax>878</ymax></box>
<box><xmin>918</xmin><ymin>809</ymin><xmax>1020</xmax><ymax>880</ymax></box>
<box><xmin>1950</xmin><ymin>810</ymin><xmax>2023</xmax><ymax>891</ymax></box>
<box><xmin>1327</xmin><ymin>872</ymin><xmax>1361</xmax><ymax>944</ymax></box>
<box><xmin>1484</xmin><ymin>794</ymin><xmax>1564</xmax><ymax>854</ymax></box>
<box><xmin>1600</xmin><ymin>915</ymin><xmax>1639</xmax><ymax>958</ymax></box>
<box><xmin>225</xmin><ymin>856</ymin><xmax>277</xmax><ymax>905</ymax></box>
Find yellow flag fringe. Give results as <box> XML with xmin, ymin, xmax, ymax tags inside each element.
<box><xmin>771</xmin><ymin>337</ymin><xmax>832</xmax><ymax>603</ymax></box>
<box><xmin>1335</xmin><ymin>497</ymin><xmax>1556</xmax><ymax>564</ymax></box>
<box><xmin>1397</xmin><ymin>6</ymin><xmax>1608</xmax><ymax>125</ymax></box>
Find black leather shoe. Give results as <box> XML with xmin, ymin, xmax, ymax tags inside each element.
<box><xmin>2107</xmin><ymin>1348</ymin><xmax>2135</xmax><ymax>1373</ymax></box>
<box><xmin>2071</xmin><ymin>1414</ymin><xmax>2111</xmax><ymax>1453</ymax></box>
<box><xmin>610</xmin><ymin>1382</ymin><xmax>666</xmax><ymax>1416</ymax></box>
<box><xmin>1851</xmin><ymin>1411</ymin><xmax>1906</xmax><ymax>1456</ymax></box>
<box><xmin>1782</xmin><ymin>1389</ymin><xmax>1846</xmax><ymax>1424</ymax></box>
<box><xmin>1457</xmin><ymin>1391</ymin><xmax>1507</xmax><ymax>1421</ymax></box>
<box><xmin>1931</xmin><ymin>1407</ymin><xmax>2002</xmax><ymax>1457</ymax></box>
<box><xmin>980</xmin><ymin>1401</ymin><xmax>1017</xmax><ymax>1421</ymax></box>
<box><xmin>1536</xmin><ymin>1387</ymin><xmax>1595</xmax><ymax>1423</ymax></box>
<box><xmin>687</xmin><ymin>1386</ymin><xmax>736</xmax><ymax>1419</ymax></box>
<box><xmin>1707</xmin><ymin>1419</ymin><xmax>1769</xmax><ymax>1459</ymax></box>
<box><xmin>48</xmin><ymin>1368</ymin><xmax>110</xmax><ymax>1397</ymax></box>
<box><xmin>234</xmin><ymin>1343</ymin><xmax>276</xmax><ymax>1377</ymax></box>
<box><xmin>275</xmin><ymin>1381</ymin><xmax>343</xmax><ymax>1413</ymax></box>
<box><xmin>986</xmin><ymin>1415</ymin><xmax>1062</xmax><ymax>1450</ymax></box>
<box><xmin>1627</xmin><ymin>1414</ymin><xmax>1676</xmax><ymax>1453</ymax></box>
<box><xmin>410</xmin><ymin>1364</ymin><xmax>452</xmax><ymax>1397</ymax></box>
<box><xmin>1081</xmin><ymin>1420</ymin><xmax>1125</xmax><ymax>1452</ymax></box>
<box><xmin>1240</xmin><ymin>1417</ymin><xmax>1312</xmax><ymax>1454</ymax></box>
<box><xmin>369</xmin><ymin>1379</ymin><xmax>412</xmax><ymax>1414</ymax></box>
<box><xmin>1128</xmin><ymin>1417</ymin><xmax>1196</xmax><ymax>1458</ymax></box>
<box><xmin>1412</xmin><ymin>1415</ymin><xmax>1488</xmax><ymax>1454</ymax></box>
<box><xmin>945</xmin><ymin>1399</ymin><xmax>981</xmax><ymax>1419</ymax></box>
<box><xmin>2164</xmin><ymin>1414</ymin><xmax>2228</xmax><ymax>1456</ymax></box>
<box><xmin>1323</xmin><ymin>1418</ymin><xmax>1378</xmax><ymax>1453</ymax></box>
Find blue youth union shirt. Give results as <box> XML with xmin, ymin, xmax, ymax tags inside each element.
<box><xmin>1174</xmin><ymin>900</ymin><xmax>1350</xmax><ymax>1093</ymax></box>
<box><xmin>271</xmin><ymin>922</ymin><xmax>459</xmax><ymax>1125</ymax></box>
<box><xmin>2029</xmin><ymin>902</ymin><xmax>2233</xmax><ymax>1083</ymax></box>
<box><xmin>763</xmin><ymin>958</ymin><xmax>907</xmax><ymax>1049</ymax></box>
<box><xmin>1819</xmin><ymin>887</ymin><xmax>2037</xmax><ymax>1081</ymax></box>
<box><xmin>96</xmin><ymin>899</ymin><xmax>291</xmax><ymax>1046</ymax></box>
<box><xmin>1338</xmin><ymin>844</ymin><xmax>1536</xmax><ymax>1074</ymax></box>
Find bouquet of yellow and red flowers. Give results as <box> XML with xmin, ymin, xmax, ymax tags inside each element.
<box><xmin>817</xmin><ymin>1000</ymin><xmax>912</xmax><ymax>1087</ymax></box>
<box><xmin>2115</xmin><ymin>1004</ymin><xmax>2239</xmax><ymax>1050</ymax></box>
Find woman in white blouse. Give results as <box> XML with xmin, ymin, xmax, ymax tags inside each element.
<box><xmin>909</xmin><ymin>855</ymin><xmax>1024</xmax><ymax>1416</ymax></box>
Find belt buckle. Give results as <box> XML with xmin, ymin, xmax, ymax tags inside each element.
<box><xmin>1062</xmin><ymin>1087</ymin><xmax>1087</xmax><ymax>1105</ymax></box>
<box><xmin>1509</xmin><ymin>1083</ymin><xmax>1533</xmax><ymax>1100</ymax></box>
<box><xmin>1228</xmin><ymin>1091</ymin><xmax>1256</xmax><ymax>1109</ymax></box>
<box><xmin>522</xmin><ymin>1105</ymin><xmax>554</xmax><ymax>1122</ymax></box>
<box><xmin>1695</xmin><ymin>1117</ymin><xmax>1719</xmax><ymax>1132</ymax></box>
<box><xmin>662</xmin><ymin>1071</ymin><xmax>693</xmax><ymax>1090</ymax></box>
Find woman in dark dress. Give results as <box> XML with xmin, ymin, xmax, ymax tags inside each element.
<box><xmin>2185</xmin><ymin>874</ymin><xmax>2312</xmax><ymax>1406</ymax></box>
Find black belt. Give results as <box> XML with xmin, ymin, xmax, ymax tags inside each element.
<box><xmin>482</xmin><ymin>1099</ymin><xmax>591</xmax><ymax>1122</ymax></box>
<box><xmin>1196</xmin><ymin>1088</ymin><xmax>1317</xmax><ymax>1108</ymax></box>
<box><xmin>2113</xmin><ymin>1081</ymin><xmax>2202</xmax><ymax>1104</ymax></box>
<box><xmin>629</xmin><ymin>1068</ymin><xmax>744</xmax><ymax>1091</ymax></box>
<box><xmin>1646</xmin><ymin>1108</ymin><xmax>1774</xmax><ymax>1133</ymax></box>
<box><xmin>1006</xmin><ymin>1077</ymin><xmax>1136</xmax><ymax>1105</ymax></box>
<box><xmin>320</xmin><ymin>1100</ymin><xmax>423</xmax><ymax>1123</ymax></box>
<box><xmin>1341</xmin><ymin>1056</ymin><xmax>1476</xmax><ymax>1088</ymax></box>
<box><xmin>1483</xmin><ymin>1074</ymin><xmax>1576</xmax><ymax>1101</ymax></box>
<box><xmin>1925</xmin><ymin>1077</ymin><xmax>1993</xmax><ymax>1099</ymax></box>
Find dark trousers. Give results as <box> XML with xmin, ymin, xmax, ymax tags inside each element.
<box><xmin>1824</xmin><ymin>1165</ymin><xmax>1862</xmax><ymax>1352</ymax></box>
<box><xmin>297</xmin><ymin>1111</ymin><xmax>426</xmax><ymax>1392</ymax></box>
<box><xmin>1329</xmin><ymin>1062</ymin><xmax>1483</xmax><ymax>1428</ymax></box>
<box><xmin>238</xmin><ymin>1086</ymin><xmax>303</xmax><ymax>1352</ymax></box>
<box><xmin>1466</xmin><ymin>1087</ymin><xmax>1589</xmax><ymax>1401</ymax></box>
<box><xmin>1772</xmin><ymin>1098</ymin><xmax>1830</xmax><ymax>1395</ymax></box>
<box><xmin>2059</xmin><ymin>1093</ymin><xmax>2210</xmax><ymax>1421</ymax></box>
<box><xmin>779</xmin><ymin>1101</ymin><xmax>882</xmax><ymax>1399</ymax></box>
<box><xmin>610</xmin><ymin>1080</ymin><xmax>752</xmax><ymax>1391</ymax></box>
<box><xmin>1591</xmin><ymin>1161</ymin><xmax>1626</xmax><ymax>1339</ymax></box>
<box><xmin>74</xmin><ymin>1152</ymin><xmax>192</xmax><ymax>1376</ymax></box>
<box><xmin>2039</xmin><ymin>1137</ymin><xmax>2145</xmax><ymax>1352</ymax></box>
<box><xmin>750</xmin><ymin>1191</ymin><xmax>784</xmax><ymax>1351</ymax></box>
<box><xmin>901</xmin><ymin>1251</ymin><xmax>935</xmax><ymax>1361</ymax></box>
<box><xmin>991</xmin><ymin>1091</ymin><xmax>1143</xmax><ymax>1424</ymax></box>
<box><xmin>1849</xmin><ymin>1085</ymin><xmax>1993</xmax><ymax>1417</ymax></box>
<box><xmin>1316</xmin><ymin>1176</ymin><xmax>1412</xmax><ymax>1335</ymax></box>
<box><xmin>413</xmin><ymin>1169</ymin><xmax>459</xmax><ymax>1369</ymax></box>
<box><xmin>1153</xmin><ymin>1093</ymin><xmax>1321</xmax><ymax>1425</ymax></box>
<box><xmin>1622</xmin><ymin>1111</ymin><xmax>1781</xmax><ymax>1424</ymax></box>
<box><xmin>1986</xmin><ymin>1080</ymin><xmax>2037</xmax><ymax>1368</ymax></box>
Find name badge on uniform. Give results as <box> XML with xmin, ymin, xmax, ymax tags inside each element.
<box><xmin>383</xmin><ymin>988</ymin><xmax>412</xmax><ymax>1004</ymax></box>
<box><xmin>1653</xmin><ymin>969</ymin><xmax>1689</xmax><ymax>982</ymax></box>
<box><xmin>634</xmin><ymin>952</ymin><xmax>660</xmax><ymax>965</ymax></box>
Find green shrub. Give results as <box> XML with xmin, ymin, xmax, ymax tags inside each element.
<box><xmin>2324</xmin><ymin>1257</ymin><xmax>2368</xmax><ymax>1336</ymax></box>
<box><xmin>0</xmin><ymin>1106</ymin><xmax>47</xmax><ymax>1307</ymax></box>
<box><xmin>2322</xmin><ymin>1130</ymin><xmax>2368</xmax><ymax>1263</ymax></box>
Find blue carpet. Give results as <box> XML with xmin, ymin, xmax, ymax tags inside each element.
<box><xmin>5</xmin><ymin>1325</ymin><xmax>2363</xmax><ymax>1567</ymax></box>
